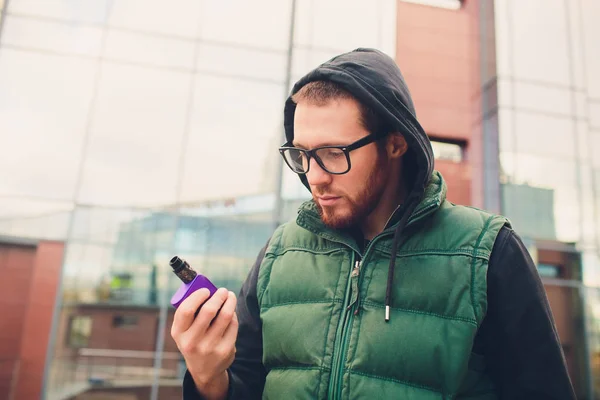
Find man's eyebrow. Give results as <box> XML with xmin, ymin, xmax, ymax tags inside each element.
<box><xmin>292</xmin><ymin>141</ymin><xmax>346</xmax><ymax>149</ymax></box>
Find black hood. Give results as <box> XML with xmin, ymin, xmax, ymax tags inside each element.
<box><xmin>284</xmin><ymin>47</ymin><xmax>434</xmax><ymax>202</ymax></box>
<box><xmin>283</xmin><ymin>48</ymin><xmax>435</xmax><ymax>322</ymax></box>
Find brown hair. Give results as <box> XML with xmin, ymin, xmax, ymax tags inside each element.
<box><xmin>291</xmin><ymin>80</ymin><xmax>385</xmax><ymax>136</ymax></box>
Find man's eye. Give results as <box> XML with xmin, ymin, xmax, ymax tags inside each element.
<box><xmin>325</xmin><ymin>149</ymin><xmax>344</xmax><ymax>158</ymax></box>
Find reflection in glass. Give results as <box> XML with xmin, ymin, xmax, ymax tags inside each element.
<box><xmin>512</xmin><ymin>111</ymin><xmax>575</xmax><ymax>158</ymax></box>
<box><xmin>0</xmin><ymin>49</ymin><xmax>96</xmax><ymax>201</ymax></box>
<box><xmin>78</xmin><ymin>62</ymin><xmax>191</xmax><ymax>206</ymax></box>
<box><xmin>0</xmin><ymin>0</ymin><xmax>405</xmax><ymax>398</ymax></box>
<box><xmin>310</xmin><ymin>0</ymin><xmax>382</xmax><ymax>49</ymax></box>
<box><xmin>8</xmin><ymin>0</ymin><xmax>110</xmax><ymax>24</ymax></box>
<box><xmin>103</xmin><ymin>28</ymin><xmax>195</xmax><ymax>69</ymax></box>
<box><xmin>500</xmin><ymin>152</ymin><xmax>578</xmax><ymax>188</ymax></box>
<box><xmin>513</xmin><ymin>82</ymin><xmax>571</xmax><ymax>117</ymax></box>
<box><xmin>508</xmin><ymin>0</ymin><xmax>570</xmax><ymax>86</ymax></box>
<box><xmin>199</xmin><ymin>0</ymin><xmax>292</xmax><ymax>50</ymax></box>
<box><xmin>0</xmin><ymin>198</ymin><xmax>72</xmax><ymax>240</ymax></box>
<box><xmin>180</xmin><ymin>76</ymin><xmax>282</xmax><ymax>202</ymax></box>
<box><xmin>2</xmin><ymin>15</ymin><xmax>104</xmax><ymax>57</ymax></box>
<box><xmin>197</xmin><ymin>44</ymin><xmax>287</xmax><ymax>82</ymax></box>
<box><xmin>108</xmin><ymin>0</ymin><xmax>202</xmax><ymax>38</ymax></box>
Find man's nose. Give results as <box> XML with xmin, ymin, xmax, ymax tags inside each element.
<box><xmin>305</xmin><ymin>158</ymin><xmax>332</xmax><ymax>187</ymax></box>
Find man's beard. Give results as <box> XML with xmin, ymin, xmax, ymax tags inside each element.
<box><xmin>313</xmin><ymin>152</ymin><xmax>389</xmax><ymax>230</ymax></box>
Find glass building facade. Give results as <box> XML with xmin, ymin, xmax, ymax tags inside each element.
<box><xmin>0</xmin><ymin>1</ymin><xmax>397</xmax><ymax>399</ymax></box>
<box><xmin>483</xmin><ymin>0</ymin><xmax>600</xmax><ymax>398</ymax></box>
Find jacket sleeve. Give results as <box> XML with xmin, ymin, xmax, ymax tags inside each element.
<box><xmin>183</xmin><ymin>241</ymin><xmax>268</xmax><ymax>399</ymax></box>
<box><xmin>475</xmin><ymin>226</ymin><xmax>577</xmax><ymax>400</ymax></box>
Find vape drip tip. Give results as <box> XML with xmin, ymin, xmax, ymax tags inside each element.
<box><xmin>170</xmin><ymin>256</ymin><xmax>197</xmax><ymax>284</ymax></box>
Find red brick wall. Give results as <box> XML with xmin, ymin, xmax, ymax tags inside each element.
<box><xmin>87</xmin><ymin>309</ymin><xmax>159</xmax><ymax>351</ymax></box>
<box><xmin>396</xmin><ymin>0</ymin><xmax>481</xmax><ymax>206</ymax></box>
<box><xmin>435</xmin><ymin>160</ymin><xmax>471</xmax><ymax>206</ymax></box>
<box><xmin>0</xmin><ymin>242</ymin><xmax>37</xmax><ymax>399</ymax></box>
<box><xmin>0</xmin><ymin>240</ymin><xmax>64</xmax><ymax>400</ymax></box>
<box><xmin>15</xmin><ymin>241</ymin><xmax>64</xmax><ymax>400</ymax></box>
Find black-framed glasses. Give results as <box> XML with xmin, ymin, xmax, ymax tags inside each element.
<box><xmin>279</xmin><ymin>133</ymin><xmax>380</xmax><ymax>175</ymax></box>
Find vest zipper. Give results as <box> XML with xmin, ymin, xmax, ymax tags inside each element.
<box><xmin>327</xmin><ymin>236</ymin><xmax>388</xmax><ymax>399</ymax></box>
<box><xmin>328</xmin><ymin>256</ymin><xmax>360</xmax><ymax>400</ymax></box>
<box><xmin>347</xmin><ymin>261</ymin><xmax>361</xmax><ymax>315</ymax></box>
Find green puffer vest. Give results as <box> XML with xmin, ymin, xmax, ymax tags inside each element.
<box><xmin>256</xmin><ymin>171</ymin><xmax>510</xmax><ymax>399</ymax></box>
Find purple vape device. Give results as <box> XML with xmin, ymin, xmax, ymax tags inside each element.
<box><xmin>170</xmin><ymin>256</ymin><xmax>218</xmax><ymax>308</ymax></box>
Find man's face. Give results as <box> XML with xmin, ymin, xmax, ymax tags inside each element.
<box><xmin>293</xmin><ymin>97</ymin><xmax>390</xmax><ymax>229</ymax></box>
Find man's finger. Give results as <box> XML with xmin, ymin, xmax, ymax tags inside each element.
<box><xmin>188</xmin><ymin>288</ymin><xmax>230</xmax><ymax>336</ymax></box>
<box><xmin>171</xmin><ymin>288</ymin><xmax>211</xmax><ymax>337</ymax></box>
<box><xmin>205</xmin><ymin>291</ymin><xmax>237</xmax><ymax>339</ymax></box>
<box><xmin>221</xmin><ymin>311</ymin><xmax>239</xmax><ymax>349</ymax></box>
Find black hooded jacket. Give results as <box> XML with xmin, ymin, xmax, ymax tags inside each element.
<box><xmin>183</xmin><ymin>49</ymin><xmax>576</xmax><ymax>400</ymax></box>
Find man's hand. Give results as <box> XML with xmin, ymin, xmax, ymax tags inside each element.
<box><xmin>171</xmin><ymin>287</ymin><xmax>238</xmax><ymax>400</ymax></box>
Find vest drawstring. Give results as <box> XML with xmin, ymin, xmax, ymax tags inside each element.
<box><xmin>385</xmin><ymin>195</ymin><xmax>420</xmax><ymax>322</ymax></box>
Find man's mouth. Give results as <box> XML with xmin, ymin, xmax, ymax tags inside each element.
<box><xmin>316</xmin><ymin>196</ymin><xmax>341</xmax><ymax>206</ymax></box>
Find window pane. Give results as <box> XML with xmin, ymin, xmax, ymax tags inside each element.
<box><xmin>0</xmin><ymin>198</ymin><xmax>72</xmax><ymax>240</ymax></box>
<box><xmin>595</xmin><ymin>168</ymin><xmax>600</xmax><ymax>247</ymax></box>
<box><xmin>501</xmin><ymin>153</ymin><xmax>582</xmax><ymax>242</ymax></box>
<box><xmin>8</xmin><ymin>0</ymin><xmax>110</xmax><ymax>24</ymax></box>
<box><xmin>500</xmin><ymin>152</ymin><xmax>578</xmax><ymax>188</ymax></box>
<box><xmin>513</xmin><ymin>82</ymin><xmax>571</xmax><ymax>117</ymax></box>
<box><xmin>310</xmin><ymin>0</ymin><xmax>383</xmax><ymax>50</ymax></box>
<box><xmin>112</xmin><ymin>315</ymin><xmax>139</xmax><ymax>328</ymax></box>
<box><xmin>108</xmin><ymin>0</ymin><xmax>202</xmax><ymax>38</ymax></box>
<box><xmin>510</xmin><ymin>0</ymin><xmax>570</xmax><ymax>86</ymax></box>
<box><xmin>498</xmin><ymin>107</ymin><xmax>514</xmax><ymax>152</ymax></box>
<box><xmin>62</xmin><ymin>242</ymin><xmax>114</xmax><ymax>302</ymax></box>
<box><xmin>200</xmin><ymin>0</ymin><xmax>292</xmax><ymax>50</ymax></box>
<box><xmin>513</xmin><ymin>111</ymin><xmax>576</xmax><ymax>158</ymax></box>
<box><xmin>538</xmin><ymin>263</ymin><xmax>561</xmax><ymax>278</ymax></box>
<box><xmin>431</xmin><ymin>141</ymin><xmax>463</xmax><ymax>162</ymax></box>
<box><xmin>67</xmin><ymin>316</ymin><xmax>92</xmax><ymax>348</ymax></box>
<box><xmin>575</xmin><ymin>121</ymin><xmax>590</xmax><ymax>164</ymax></box>
<box><xmin>502</xmin><ymin>181</ymin><xmax>580</xmax><ymax>243</ymax></box>
<box><xmin>502</xmin><ymin>182</ymin><xmax>558</xmax><ymax>241</ymax></box>
<box><xmin>583</xmin><ymin>253</ymin><xmax>600</xmax><ymax>287</ymax></box>
<box><xmin>174</xmin><ymin>205</ymin><xmax>274</xmax><ymax>295</ymax></box>
<box><xmin>77</xmin><ymin>62</ymin><xmax>191</xmax><ymax>206</ymax></box>
<box><xmin>180</xmin><ymin>76</ymin><xmax>282</xmax><ymax>202</ymax></box>
<box><xmin>197</xmin><ymin>44</ymin><xmax>287</xmax><ymax>82</ymax></box>
<box><xmin>0</xmin><ymin>48</ymin><xmax>96</xmax><ymax>200</ymax></box>
<box><xmin>103</xmin><ymin>28</ymin><xmax>195</xmax><ymax>70</ymax></box>
<box><xmin>70</xmin><ymin>206</ymin><xmax>138</xmax><ymax>244</ymax></box>
<box><xmin>2</xmin><ymin>15</ymin><xmax>104</xmax><ymax>57</ymax></box>
<box><xmin>63</xmin><ymin>206</ymin><xmax>175</xmax><ymax>306</ymax></box>
<box><xmin>591</xmin><ymin>134</ymin><xmax>600</xmax><ymax>169</ymax></box>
